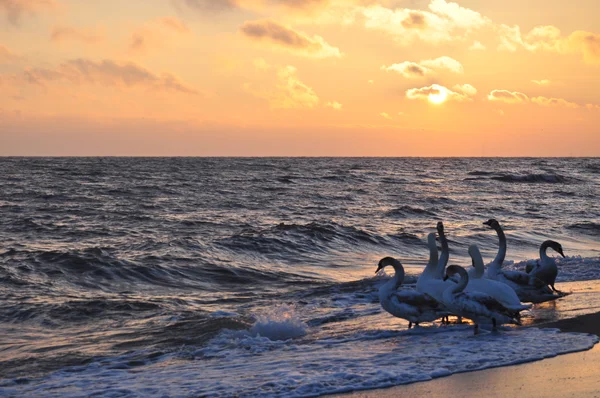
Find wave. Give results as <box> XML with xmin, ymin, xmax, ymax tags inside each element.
<box><xmin>566</xmin><ymin>222</ymin><xmax>600</xmax><ymax>236</ymax></box>
<box><xmin>385</xmin><ymin>206</ymin><xmax>436</xmax><ymax>217</ymax></box>
<box><xmin>4</xmin><ymin>327</ymin><xmax>596</xmax><ymax>397</ymax></box>
<box><xmin>491</xmin><ymin>173</ymin><xmax>569</xmax><ymax>184</ymax></box>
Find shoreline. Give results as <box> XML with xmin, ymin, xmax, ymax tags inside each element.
<box><xmin>332</xmin><ymin>311</ymin><xmax>600</xmax><ymax>398</ymax></box>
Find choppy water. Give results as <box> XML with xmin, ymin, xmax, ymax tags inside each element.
<box><xmin>0</xmin><ymin>157</ymin><xmax>599</xmax><ymax>397</ymax></box>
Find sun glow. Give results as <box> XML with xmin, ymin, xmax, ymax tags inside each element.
<box><xmin>428</xmin><ymin>89</ymin><xmax>448</xmax><ymax>104</ymax></box>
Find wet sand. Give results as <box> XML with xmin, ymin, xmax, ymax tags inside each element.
<box><xmin>333</xmin><ymin>312</ymin><xmax>600</xmax><ymax>398</ymax></box>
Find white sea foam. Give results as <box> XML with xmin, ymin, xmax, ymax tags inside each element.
<box><xmin>3</xmin><ymin>326</ymin><xmax>596</xmax><ymax>397</ymax></box>
<box><xmin>249</xmin><ymin>305</ymin><xmax>308</xmax><ymax>340</ymax></box>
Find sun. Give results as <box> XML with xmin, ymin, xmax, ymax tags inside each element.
<box><xmin>428</xmin><ymin>88</ymin><xmax>448</xmax><ymax>104</ymax></box>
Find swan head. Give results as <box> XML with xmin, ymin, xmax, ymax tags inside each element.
<box><xmin>376</xmin><ymin>257</ymin><xmax>401</xmax><ymax>274</ymax></box>
<box><xmin>546</xmin><ymin>240</ymin><xmax>565</xmax><ymax>258</ymax></box>
<box><xmin>483</xmin><ymin>219</ymin><xmax>500</xmax><ymax>229</ymax></box>
<box><xmin>443</xmin><ymin>265</ymin><xmax>467</xmax><ymax>282</ymax></box>
<box><xmin>436</xmin><ymin>221</ymin><xmax>445</xmax><ymax>234</ymax></box>
<box><xmin>427</xmin><ymin>232</ymin><xmax>437</xmax><ymax>247</ymax></box>
<box><xmin>467</xmin><ymin>244</ymin><xmax>481</xmax><ymax>260</ymax></box>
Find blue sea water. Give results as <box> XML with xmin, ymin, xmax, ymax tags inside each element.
<box><xmin>0</xmin><ymin>157</ymin><xmax>599</xmax><ymax>397</ymax></box>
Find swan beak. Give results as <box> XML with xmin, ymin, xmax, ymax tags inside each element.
<box><xmin>443</xmin><ymin>275</ymin><xmax>449</xmax><ymax>281</ymax></box>
<box><xmin>483</xmin><ymin>220</ymin><xmax>491</xmax><ymax>226</ymax></box>
<box><xmin>558</xmin><ymin>249</ymin><xmax>565</xmax><ymax>258</ymax></box>
<box><xmin>375</xmin><ymin>266</ymin><xmax>383</xmax><ymax>274</ymax></box>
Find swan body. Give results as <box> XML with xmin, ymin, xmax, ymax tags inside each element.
<box><xmin>376</xmin><ymin>257</ymin><xmax>449</xmax><ymax>328</ymax></box>
<box><xmin>527</xmin><ymin>240</ymin><xmax>565</xmax><ymax>293</ymax></box>
<box><xmin>442</xmin><ymin>265</ymin><xmax>521</xmax><ymax>334</ymax></box>
<box><xmin>482</xmin><ymin>219</ymin><xmax>559</xmax><ymax>303</ymax></box>
<box><xmin>464</xmin><ymin>245</ymin><xmax>531</xmax><ymax>313</ymax></box>
<box><xmin>416</xmin><ymin>232</ymin><xmax>456</xmax><ymax>303</ymax></box>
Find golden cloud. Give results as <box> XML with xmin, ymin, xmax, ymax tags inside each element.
<box><xmin>487</xmin><ymin>90</ymin><xmax>528</xmax><ymax>104</ymax></box>
<box><xmin>406</xmin><ymin>83</ymin><xmax>474</xmax><ymax>102</ymax></box>
<box><xmin>382</xmin><ymin>56</ymin><xmax>463</xmax><ymax>78</ymax></box>
<box><xmin>531</xmin><ymin>96</ymin><xmax>579</xmax><ymax>109</ymax></box>
<box><xmin>240</xmin><ymin>19</ymin><xmax>341</xmax><ymax>58</ymax></box>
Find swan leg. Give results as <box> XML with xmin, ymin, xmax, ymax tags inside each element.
<box><xmin>551</xmin><ymin>284</ymin><xmax>563</xmax><ymax>295</ymax></box>
<box><xmin>457</xmin><ymin>316</ymin><xmax>463</xmax><ymax>324</ymax></box>
<box><xmin>408</xmin><ymin>322</ymin><xmax>412</xmax><ymax>329</ymax></box>
<box><xmin>474</xmin><ymin>324</ymin><xmax>479</xmax><ymax>335</ymax></box>
<box><xmin>492</xmin><ymin>318</ymin><xmax>497</xmax><ymax>331</ymax></box>
<box><xmin>415</xmin><ymin>322</ymin><xmax>419</xmax><ymax>327</ymax></box>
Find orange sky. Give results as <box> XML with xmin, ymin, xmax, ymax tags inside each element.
<box><xmin>1</xmin><ymin>0</ymin><xmax>599</xmax><ymax>156</ymax></box>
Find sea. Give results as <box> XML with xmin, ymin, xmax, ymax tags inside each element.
<box><xmin>0</xmin><ymin>157</ymin><xmax>599</xmax><ymax>397</ymax></box>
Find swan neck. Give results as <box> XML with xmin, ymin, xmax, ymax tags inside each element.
<box><xmin>493</xmin><ymin>225</ymin><xmax>507</xmax><ymax>266</ymax></box>
<box><xmin>391</xmin><ymin>263</ymin><xmax>405</xmax><ymax>289</ymax></box>
<box><xmin>453</xmin><ymin>270</ymin><xmax>468</xmax><ymax>293</ymax></box>
<box><xmin>427</xmin><ymin>235</ymin><xmax>439</xmax><ymax>275</ymax></box>
<box><xmin>472</xmin><ymin>251</ymin><xmax>485</xmax><ymax>278</ymax></box>
<box><xmin>540</xmin><ymin>241</ymin><xmax>551</xmax><ymax>263</ymax></box>
<box><xmin>438</xmin><ymin>230</ymin><xmax>449</xmax><ymax>274</ymax></box>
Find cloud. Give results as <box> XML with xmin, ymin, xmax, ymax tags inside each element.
<box><xmin>380</xmin><ymin>112</ymin><xmax>392</xmax><ymax>120</ymax></box>
<box><xmin>359</xmin><ymin>0</ymin><xmax>491</xmax><ymax>46</ymax></box>
<box><xmin>531</xmin><ymin>96</ymin><xmax>580</xmax><ymax>109</ymax></box>
<box><xmin>24</xmin><ymin>58</ymin><xmax>198</xmax><ymax>94</ymax></box>
<box><xmin>569</xmin><ymin>31</ymin><xmax>600</xmax><ymax>65</ymax></box>
<box><xmin>326</xmin><ymin>101</ymin><xmax>342</xmax><ymax>110</ymax></box>
<box><xmin>0</xmin><ymin>0</ymin><xmax>54</xmax><ymax>25</ymax></box>
<box><xmin>158</xmin><ymin>16</ymin><xmax>190</xmax><ymax>33</ymax></box>
<box><xmin>382</xmin><ymin>56</ymin><xmax>463</xmax><ymax>78</ymax></box>
<box><xmin>174</xmin><ymin>0</ymin><xmax>329</xmax><ymax>14</ymax></box>
<box><xmin>452</xmin><ymin>83</ymin><xmax>477</xmax><ymax>96</ymax></box>
<box><xmin>0</xmin><ymin>43</ymin><xmax>19</xmax><ymax>61</ymax></box>
<box><xmin>531</xmin><ymin>79</ymin><xmax>551</xmax><ymax>86</ymax></box>
<box><xmin>50</xmin><ymin>26</ymin><xmax>103</xmax><ymax>44</ymax></box>
<box><xmin>487</xmin><ymin>90</ymin><xmax>528</xmax><ymax>104</ymax></box>
<box><xmin>469</xmin><ymin>41</ymin><xmax>485</xmax><ymax>50</ymax></box>
<box><xmin>240</xmin><ymin>19</ymin><xmax>341</xmax><ymax>58</ymax></box>
<box><xmin>245</xmin><ymin>64</ymin><xmax>320</xmax><ymax>109</ymax></box>
<box><xmin>406</xmin><ymin>83</ymin><xmax>474</xmax><ymax>102</ymax></box>
<box><xmin>128</xmin><ymin>16</ymin><xmax>190</xmax><ymax>55</ymax></box>
<box><xmin>496</xmin><ymin>24</ymin><xmax>600</xmax><ymax>64</ymax></box>
<box><xmin>585</xmin><ymin>104</ymin><xmax>600</xmax><ymax>110</ymax></box>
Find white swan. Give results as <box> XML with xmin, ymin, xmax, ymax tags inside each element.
<box><xmin>442</xmin><ymin>265</ymin><xmax>522</xmax><ymax>335</ymax></box>
<box><xmin>482</xmin><ymin>219</ymin><xmax>559</xmax><ymax>303</ymax></box>
<box><xmin>417</xmin><ymin>232</ymin><xmax>455</xmax><ymax>303</ymax></box>
<box><xmin>527</xmin><ymin>240</ymin><xmax>565</xmax><ymax>294</ymax></box>
<box><xmin>436</xmin><ymin>221</ymin><xmax>449</xmax><ymax>279</ymax></box>
<box><xmin>376</xmin><ymin>257</ymin><xmax>449</xmax><ymax>329</ymax></box>
<box><xmin>464</xmin><ymin>244</ymin><xmax>531</xmax><ymax>313</ymax></box>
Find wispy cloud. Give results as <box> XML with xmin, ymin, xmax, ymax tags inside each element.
<box><xmin>531</xmin><ymin>96</ymin><xmax>580</xmax><ymax>109</ymax></box>
<box><xmin>326</xmin><ymin>101</ymin><xmax>342</xmax><ymax>110</ymax></box>
<box><xmin>25</xmin><ymin>58</ymin><xmax>198</xmax><ymax>95</ymax></box>
<box><xmin>128</xmin><ymin>16</ymin><xmax>190</xmax><ymax>55</ymax></box>
<box><xmin>531</xmin><ymin>79</ymin><xmax>552</xmax><ymax>86</ymax></box>
<box><xmin>50</xmin><ymin>25</ymin><xmax>103</xmax><ymax>44</ymax></box>
<box><xmin>0</xmin><ymin>0</ymin><xmax>55</xmax><ymax>25</ymax></box>
<box><xmin>245</xmin><ymin>62</ymin><xmax>320</xmax><ymax>109</ymax></box>
<box><xmin>240</xmin><ymin>19</ymin><xmax>341</xmax><ymax>58</ymax></box>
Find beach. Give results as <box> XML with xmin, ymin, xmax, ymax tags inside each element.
<box><xmin>335</xmin><ymin>312</ymin><xmax>600</xmax><ymax>398</ymax></box>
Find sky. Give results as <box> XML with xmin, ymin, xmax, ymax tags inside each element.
<box><xmin>0</xmin><ymin>0</ymin><xmax>599</xmax><ymax>156</ymax></box>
